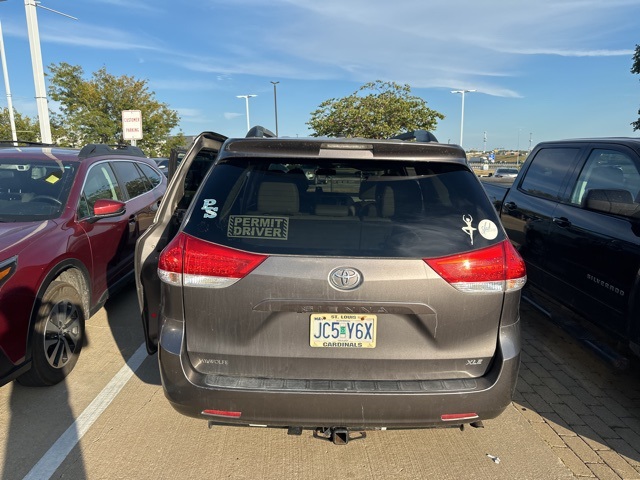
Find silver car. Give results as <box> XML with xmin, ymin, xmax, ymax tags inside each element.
<box><xmin>135</xmin><ymin>130</ymin><xmax>526</xmax><ymax>444</ymax></box>
<box><xmin>493</xmin><ymin>167</ymin><xmax>519</xmax><ymax>178</ymax></box>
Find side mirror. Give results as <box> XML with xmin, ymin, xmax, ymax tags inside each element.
<box><xmin>89</xmin><ymin>198</ymin><xmax>126</xmax><ymax>223</ymax></box>
<box><xmin>583</xmin><ymin>189</ymin><xmax>638</xmax><ymax>217</ymax></box>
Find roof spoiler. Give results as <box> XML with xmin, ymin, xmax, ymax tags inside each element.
<box><xmin>246</xmin><ymin>126</ymin><xmax>276</xmax><ymax>138</ymax></box>
<box><xmin>390</xmin><ymin>130</ymin><xmax>439</xmax><ymax>143</ymax></box>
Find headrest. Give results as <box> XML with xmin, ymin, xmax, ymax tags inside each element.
<box><xmin>257</xmin><ymin>180</ymin><xmax>300</xmax><ymax>214</ymax></box>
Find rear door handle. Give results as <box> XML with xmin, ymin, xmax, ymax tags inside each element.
<box><xmin>552</xmin><ymin>216</ymin><xmax>571</xmax><ymax>228</ymax></box>
<box><xmin>503</xmin><ymin>201</ymin><xmax>516</xmax><ymax>211</ymax></box>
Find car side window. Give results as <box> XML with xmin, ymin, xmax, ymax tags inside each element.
<box><xmin>519</xmin><ymin>147</ymin><xmax>581</xmax><ymax>201</ymax></box>
<box><xmin>111</xmin><ymin>161</ymin><xmax>152</xmax><ymax>199</ymax></box>
<box><xmin>570</xmin><ymin>149</ymin><xmax>640</xmax><ymax>215</ymax></box>
<box><xmin>79</xmin><ymin>163</ymin><xmax>123</xmax><ymax>218</ymax></box>
<box><xmin>138</xmin><ymin>162</ymin><xmax>162</xmax><ymax>188</ymax></box>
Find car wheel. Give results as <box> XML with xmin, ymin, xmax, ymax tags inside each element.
<box><xmin>16</xmin><ymin>281</ymin><xmax>85</xmax><ymax>387</ymax></box>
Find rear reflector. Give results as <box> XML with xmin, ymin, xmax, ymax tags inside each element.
<box><xmin>441</xmin><ymin>413</ymin><xmax>479</xmax><ymax>422</ymax></box>
<box><xmin>158</xmin><ymin>232</ymin><xmax>268</xmax><ymax>288</ymax></box>
<box><xmin>202</xmin><ymin>409</ymin><xmax>242</xmax><ymax>418</ymax></box>
<box><xmin>424</xmin><ymin>240</ymin><xmax>526</xmax><ymax>293</ymax></box>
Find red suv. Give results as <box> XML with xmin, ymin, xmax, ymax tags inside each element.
<box><xmin>0</xmin><ymin>143</ymin><xmax>166</xmax><ymax>386</ymax></box>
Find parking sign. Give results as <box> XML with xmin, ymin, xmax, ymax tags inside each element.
<box><xmin>122</xmin><ymin>110</ymin><xmax>143</xmax><ymax>141</ymax></box>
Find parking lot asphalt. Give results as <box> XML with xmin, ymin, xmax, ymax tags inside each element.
<box><xmin>0</xmin><ymin>285</ymin><xmax>639</xmax><ymax>479</ymax></box>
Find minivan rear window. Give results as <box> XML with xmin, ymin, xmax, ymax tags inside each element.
<box><xmin>183</xmin><ymin>158</ymin><xmax>504</xmax><ymax>257</ymax></box>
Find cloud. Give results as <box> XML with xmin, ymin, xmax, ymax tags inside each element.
<box><xmin>176</xmin><ymin>108</ymin><xmax>203</xmax><ymax>119</ymax></box>
<box><xmin>6</xmin><ymin>0</ymin><xmax>636</xmax><ymax>102</ymax></box>
<box><xmin>190</xmin><ymin>0</ymin><xmax>638</xmax><ymax>96</ymax></box>
<box><xmin>91</xmin><ymin>0</ymin><xmax>159</xmax><ymax>12</ymax></box>
<box><xmin>494</xmin><ymin>48</ymin><xmax>635</xmax><ymax>57</ymax></box>
<box><xmin>224</xmin><ymin>112</ymin><xmax>243</xmax><ymax>120</ymax></box>
<box><xmin>149</xmin><ymin>79</ymin><xmax>221</xmax><ymax>91</ymax></box>
<box><xmin>3</xmin><ymin>18</ymin><xmax>167</xmax><ymax>53</ymax></box>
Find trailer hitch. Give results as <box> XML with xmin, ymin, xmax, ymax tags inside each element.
<box><xmin>313</xmin><ymin>427</ymin><xmax>366</xmax><ymax>445</ymax></box>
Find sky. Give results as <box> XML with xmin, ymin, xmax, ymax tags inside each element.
<box><xmin>0</xmin><ymin>0</ymin><xmax>639</xmax><ymax>151</ymax></box>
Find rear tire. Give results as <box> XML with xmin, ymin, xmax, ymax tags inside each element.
<box><xmin>16</xmin><ymin>281</ymin><xmax>85</xmax><ymax>387</ymax></box>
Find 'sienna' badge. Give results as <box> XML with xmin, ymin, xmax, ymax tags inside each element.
<box><xmin>462</xmin><ymin>215</ymin><xmax>477</xmax><ymax>245</ymax></box>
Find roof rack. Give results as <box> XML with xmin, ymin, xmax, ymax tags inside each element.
<box><xmin>245</xmin><ymin>125</ymin><xmax>276</xmax><ymax>138</ymax></box>
<box><xmin>390</xmin><ymin>130</ymin><xmax>439</xmax><ymax>143</ymax></box>
<box><xmin>78</xmin><ymin>143</ymin><xmax>146</xmax><ymax>159</ymax></box>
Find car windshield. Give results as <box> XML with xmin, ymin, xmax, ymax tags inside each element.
<box><xmin>0</xmin><ymin>160</ymin><xmax>77</xmax><ymax>222</ymax></box>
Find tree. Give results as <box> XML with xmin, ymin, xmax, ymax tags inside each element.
<box><xmin>0</xmin><ymin>108</ymin><xmax>40</xmax><ymax>142</ymax></box>
<box><xmin>47</xmin><ymin>62</ymin><xmax>184</xmax><ymax>156</ymax></box>
<box><xmin>632</xmin><ymin>44</ymin><xmax>640</xmax><ymax>131</ymax></box>
<box><xmin>307</xmin><ymin>80</ymin><xmax>445</xmax><ymax>139</ymax></box>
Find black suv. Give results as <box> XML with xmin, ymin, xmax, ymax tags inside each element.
<box><xmin>135</xmin><ymin>129</ymin><xmax>526</xmax><ymax>442</ymax></box>
<box><xmin>483</xmin><ymin>138</ymin><xmax>640</xmax><ymax>357</ymax></box>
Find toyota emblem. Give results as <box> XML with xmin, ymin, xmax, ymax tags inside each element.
<box><xmin>329</xmin><ymin>267</ymin><xmax>363</xmax><ymax>291</ymax></box>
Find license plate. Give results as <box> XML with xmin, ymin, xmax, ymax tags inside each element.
<box><xmin>309</xmin><ymin>313</ymin><xmax>377</xmax><ymax>348</ymax></box>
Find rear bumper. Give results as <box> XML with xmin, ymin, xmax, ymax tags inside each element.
<box><xmin>157</xmin><ymin>317</ymin><xmax>521</xmax><ymax>429</ymax></box>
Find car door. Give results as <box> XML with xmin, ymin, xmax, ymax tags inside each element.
<box><xmin>544</xmin><ymin>144</ymin><xmax>640</xmax><ymax>337</ymax></box>
<box><xmin>110</xmin><ymin>160</ymin><xmax>164</xmax><ymax>268</ymax></box>
<box><xmin>77</xmin><ymin>162</ymin><xmax>128</xmax><ymax>296</ymax></box>
<box><xmin>135</xmin><ymin>132</ymin><xmax>227</xmax><ymax>353</ymax></box>
<box><xmin>500</xmin><ymin>145</ymin><xmax>584</xmax><ymax>287</ymax></box>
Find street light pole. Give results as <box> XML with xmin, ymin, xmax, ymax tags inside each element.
<box><xmin>451</xmin><ymin>89</ymin><xmax>476</xmax><ymax>148</ymax></box>
<box><xmin>270</xmin><ymin>81</ymin><xmax>279</xmax><ymax>137</ymax></box>
<box><xmin>236</xmin><ymin>94</ymin><xmax>256</xmax><ymax>132</ymax></box>
<box><xmin>22</xmin><ymin>0</ymin><xmax>76</xmax><ymax>144</ymax></box>
<box><xmin>24</xmin><ymin>0</ymin><xmax>51</xmax><ymax>144</ymax></box>
<box><xmin>0</xmin><ymin>20</ymin><xmax>17</xmax><ymax>144</ymax></box>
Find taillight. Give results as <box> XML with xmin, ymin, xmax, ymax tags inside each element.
<box><xmin>424</xmin><ymin>240</ymin><xmax>526</xmax><ymax>293</ymax></box>
<box><xmin>158</xmin><ymin>233</ymin><xmax>268</xmax><ymax>288</ymax></box>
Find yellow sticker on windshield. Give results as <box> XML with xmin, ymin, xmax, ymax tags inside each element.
<box><xmin>45</xmin><ymin>174</ymin><xmax>60</xmax><ymax>184</ymax></box>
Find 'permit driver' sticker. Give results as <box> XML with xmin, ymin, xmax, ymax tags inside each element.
<box><xmin>228</xmin><ymin>215</ymin><xmax>289</xmax><ymax>240</ymax></box>
<box><xmin>478</xmin><ymin>219</ymin><xmax>499</xmax><ymax>240</ymax></box>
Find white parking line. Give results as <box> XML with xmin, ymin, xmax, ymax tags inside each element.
<box><xmin>23</xmin><ymin>343</ymin><xmax>149</xmax><ymax>480</ymax></box>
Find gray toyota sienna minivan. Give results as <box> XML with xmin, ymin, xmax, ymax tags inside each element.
<box><xmin>135</xmin><ymin>130</ymin><xmax>525</xmax><ymax>443</ymax></box>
